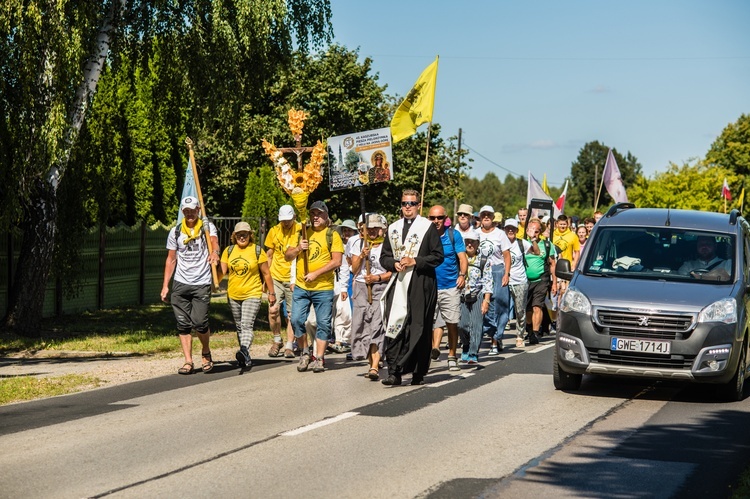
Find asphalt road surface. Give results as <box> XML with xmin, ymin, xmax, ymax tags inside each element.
<box><xmin>2</xmin><ymin>337</ymin><xmax>749</xmax><ymax>498</ymax></box>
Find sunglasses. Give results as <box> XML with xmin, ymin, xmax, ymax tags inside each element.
<box><xmin>235</xmin><ymin>232</ymin><xmax>250</xmax><ymax>238</ymax></box>
<box><xmin>465</xmin><ymin>240</ymin><xmax>477</xmax><ymax>246</ymax></box>
<box><xmin>428</xmin><ymin>215</ymin><xmax>446</xmax><ymax>220</ymax></box>
<box><xmin>401</xmin><ymin>201</ymin><xmax>419</xmax><ymax>207</ymax></box>
<box><xmin>457</xmin><ymin>213</ymin><xmax>470</xmax><ymax>217</ymax></box>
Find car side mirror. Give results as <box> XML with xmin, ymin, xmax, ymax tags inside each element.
<box><xmin>556</xmin><ymin>258</ymin><xmax>573</xmax><ymax>281</ymax></box>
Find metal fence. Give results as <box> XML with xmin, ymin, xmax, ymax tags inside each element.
<box><xmin>0</xmin><ymin>216</ymin><xmax>264</xmax><ymax>318</ymax></box>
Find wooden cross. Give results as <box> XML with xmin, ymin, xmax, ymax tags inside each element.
<box><xmin>277</xmin><ymin>134</ymin><xmax>316</xmax><ymax>170</ymax></box>
<box><xmin>277</xmin><ymin>133</ymin><xmax>315</xmax><ymax>275</ymax></box>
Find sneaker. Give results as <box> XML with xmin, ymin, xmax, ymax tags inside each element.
<box><xmin>516</xmin><ymin>338</ymin><xmax>525</xmax><ymax>348</ymax></box>
<box><xmin>312</xmin><ymin>357</ymin><xmax>325</xmax><ymax>373</ymax></box>
<box><xmin>293</xmin><ymin>342</ymin><xmax>302</xmax><ymax>356</ymax></box>
<box><xmin>297</xmin><ymin>353</ymin><xmax>311</xmax><ymax>372</ymax></box>
<box><xmin>529</xmin><ymin>331</ymin><xmax>540</xmax><ymax>345</ymax></box>
<box><xmin>461</xmin><ymin>352</ymin><xmax>470</xmax><ymax>362</ymax></box>
<box><xmin>236</xmin><ymin>346</ymin><xmax>251</xmax><ymax>368</ymax></box>
<box><xmin>284</xmin><ymin>348</ymin><xmax>295</xmax><ymax>358</ymax></box>
<box><xmin>346</xmin><ymin>353</ymin><xmax>354</xmax><ymax>361</ymax></box>
<box><xmin>488</xmin><ymin>347</ymin><xmax>499</xmax><ymax>356</ymax></box>
<box><xmin>448</xmin><ymin>356</ymin><xmax>459</xmax><ymax>371</ymax></box>
<box><xmin>340</xmin><ymin>343</ymin><xmax>352</xmax><ymax>353</ymax></box>
<box><xmin>430</xmin><ymin>348</ymin><xmax>440</xmax><ymax>361</ymax></box>
<box><xmin>467</xmin><ymin>355</ymin><xmax>478</xmax><ymax>365</ymax></box>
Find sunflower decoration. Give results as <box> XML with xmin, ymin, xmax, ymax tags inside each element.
<box><xmin>262</xmin><ymin>109</ymin><xmax>327</xmax><ymax>222</ymax></box>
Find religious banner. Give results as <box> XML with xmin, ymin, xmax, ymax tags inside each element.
<box><xmin>327</xmin><ymin>127</ymin><xmax>393</xmax><ymax>191</ymax></box>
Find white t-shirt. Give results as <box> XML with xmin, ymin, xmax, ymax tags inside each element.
<box><xmin>350</xmin><ymin>242</ymin><xmax>386</xmax><ymax>283</ymax></box>
<box><xmin>345</xmin><ymin>234</ymin><xmax>360</xmax><ymax>259</ymax></box>
<box><xmin>166</xmin><ymin>222</ymin><xmax>218</xmax><ymax>286</ymax></box>
<box><xmin>507</xmin><ymin>238</ymin><xmax>533</xmax><ymax>285</ymax></box>
<box><xmin>479</xmin><ymin>227</ymin><xmax>512</xmax><ymax>267</ymax></box>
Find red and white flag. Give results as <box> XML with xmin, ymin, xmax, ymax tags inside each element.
<box><xmin>722</xmin><ymin>178</ymin><xmax>732</xmax><ymax>200</ymax></box>
<box><xmin>555</xmin><ymin>180</ymin><xmax>568</xmax><ymax>214</ymax></box>
<box><xmin>602</xmin><ymin>149</ymin><xmax>628</xmax><ymax>203</ymax></box>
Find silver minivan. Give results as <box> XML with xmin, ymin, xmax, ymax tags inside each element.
<box><xmin>554</xmin><ymin>204</ymin><xmax>750</xmax><ymax>401</ymax></box>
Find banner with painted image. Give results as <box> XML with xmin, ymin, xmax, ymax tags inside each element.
<box><xmin>327</xmin><ymin>127</ymin><xmax>393</xmax><ymax>191</ymax></box>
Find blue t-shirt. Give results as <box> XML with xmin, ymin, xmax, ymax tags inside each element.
<box><xmin>436</xmin><ymin>228</ymin><xmax>466</xmax><ymax>290</ymax></box>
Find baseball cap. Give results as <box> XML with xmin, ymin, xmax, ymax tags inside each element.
<box><xmin>479</xmin><ymin>205</ymin><xmax>494</xmax><ymax>215</ymax></box>
<box><xmin>457</xmin><ymin>203</ymin><xmax>473</xmax><ymax>215</ymax></box>
<box><xmin>233</xmin><ymin>221</ymin><xmax>252</xmax><ymax>233</ymax></box>
<box><xmin>463</xmin><ymin>228</ymin><xmax>480</xmax><ymax>241</ymax></box>
<box><xmin>278</xmin><ymin>204</ymin><xmax>295</xmax><ymax>221</ymax></box>
<box><xmin>339</xmin><ymin>219</ymin><xmax>357</xmax><ymax>231</ymax></box>
<box><xmin>493</xmin><ymin>212</ymin><xmax>503</xmax><ymax>223</ymax></box>
<box><xmin>181</xmin><ymin>196</ymin><xmax>199</xmax><ymax>210</ymax></box>
<box><xmin>366</xmin><ymin>213</ymin><xmax>386</xmax><ymax>229</ymax></box>
<box><xmin>310</xmin><ymin>200</ymin><xmax>328</xmax><ymax>213</ymax></box>
<box><xmin>504</xmin><ymin>218</ymin><xmax>518</xmax><ymax>229</ymax></box>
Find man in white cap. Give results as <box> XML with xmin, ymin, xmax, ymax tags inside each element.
<box><xmin>264</xmin><ymin>204</ymin><xmax>301</xmax><ymax>358</ymax></box>
<box><xmin>454</xmin><ymin>203</ymin><xmax>474</xmax><ymax>238</ymax></box>
<box><xmin>477</xmin><ymin>205</ymin><xmax>512</xmax><ymax>353</ymax></box>
<box><xmin>161</xmin><ymin>196</ymin><xmax>220</xmax><ymax>375</ymax></box>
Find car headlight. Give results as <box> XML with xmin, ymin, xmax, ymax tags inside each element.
<box><xmin>698</xmin><ymin>297</ymin><xmax>737</xmax><ymax>324</ymax></box>
<box><xmin>560</xmin><ymin>287</ymin><xmax>591</xmax><ymax>315</ymax></box>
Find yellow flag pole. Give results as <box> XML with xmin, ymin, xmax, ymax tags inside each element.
<box><xmin>186</xmin><ymin>137</ymin><xmax>220</xmax><ymax>290</ymax></box>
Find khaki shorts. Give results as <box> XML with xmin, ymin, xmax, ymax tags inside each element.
<box><xmin>433</xmin><ymin>287</ymin><xmax>461</xmax><ymax>325</ymax></box>
<box><xmin>272</xmin><ymin>279</ymin><xmax>294</xmax><ymax>318</ymax></box>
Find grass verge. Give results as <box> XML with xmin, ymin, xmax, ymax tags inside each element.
<box><xmin>0</xmin><ymin>374</ymin><xmax>104</xmax><ymax>405</ymax></box>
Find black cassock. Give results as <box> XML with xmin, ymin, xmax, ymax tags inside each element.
<box><xmin>380</xmin><ymin>221</ymin><xmax>444</xmax><ymax>377</ymax></box>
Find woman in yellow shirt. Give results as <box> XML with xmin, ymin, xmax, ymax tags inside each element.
<box><xmin>220</xmin><ymin>221</ymin><xmax>275</xmax><ymax>370</ymax></box>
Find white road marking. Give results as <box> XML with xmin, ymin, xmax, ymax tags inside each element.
<box><xmin>280</xmin><ymin>412</ymin><xmax>359</xmax><ymax>436</ymax></box>
<box><xmin>528</xmin><ymin>343</ymin><xmax>554</xmax><ymax>354</ymax></box>
<box><xmin>427</xmin><ymin>371</ymin><xmax>475</xmax><ymax>388</ymax></box>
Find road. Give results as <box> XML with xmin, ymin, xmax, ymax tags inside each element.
<box><xmin>1</xmin><ymin>337</ymin><xmax>749</xmax><ymax>498</ymax></box>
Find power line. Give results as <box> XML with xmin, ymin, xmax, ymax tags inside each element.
<box><xmin>463</xmin><ymin>141</ymin><xmax>566</xmax><ymax>187</ymax></box>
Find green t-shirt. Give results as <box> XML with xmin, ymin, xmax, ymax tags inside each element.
<box><xmin>524</xmin><ymin>239</ymin><xmax>557</xmax><ymax>281</ymax></box>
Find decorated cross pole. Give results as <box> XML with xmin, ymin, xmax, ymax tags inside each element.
<box><xmin>262</xmin><ymin>109</ymin><xmax>326</xmax><ymax>275</ymax></box>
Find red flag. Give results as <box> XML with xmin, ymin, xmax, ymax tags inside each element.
<box><xmin>555</xmin><ymin>180</ymin><xmax>568</xmax><ymax>214</ymax></box>
<box><xmin>722</xmin><ymin>178</ymin><xmax>732</xmax><ymax>200</ymax></box>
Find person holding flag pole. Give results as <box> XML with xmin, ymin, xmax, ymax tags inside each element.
<box><xmin>161</xmin><ymin>138</ymin><xmax>220</xmax><ymax>375</ymax></box>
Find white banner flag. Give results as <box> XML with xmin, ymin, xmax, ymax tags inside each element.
<box><xmin>602</xmin><ymin>149</ymin><xmax>628</xmax><ymax>203</ymax></box>
<box><xmin>527</xmin><ymin>171</ymin><xmax>560</xmax><ymax>218</ymax></box>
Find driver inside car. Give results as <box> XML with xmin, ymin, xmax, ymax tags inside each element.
<box><xmin>677</xmin><ymin>236</ymin><xmax>732</xmax><ymax>281</ymax></box>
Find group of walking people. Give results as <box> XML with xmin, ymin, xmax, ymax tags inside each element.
<box><xmin>162</xmin><ymin>190</ymin><xmax>594</xmax><ymax>385</ymax></box>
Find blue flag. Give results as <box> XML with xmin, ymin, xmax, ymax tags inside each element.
<box><xmin>176</xmin><ymin>158</ymin><xmax>198</xmax><ymax>224</ymax></box>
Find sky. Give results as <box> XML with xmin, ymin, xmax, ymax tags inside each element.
<box><xmin>328</xmin><ymin>0</ymin><xmax>750</xmax><ymax>187</ymax></box>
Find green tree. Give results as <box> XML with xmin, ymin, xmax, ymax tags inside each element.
<box><xmin>241</xmin><ymin>165</ymin><xmax>290</xmax><ymax>231</ymax></box>
<box><xmin>705</xmin><ymin>114</ymin><xmax>750</xmax><ymax>177</ymax></box>
<box><xmin>1</xmin><ymin>0</ymin><xmax>333</xmax><ymax>334</ymax></box>
<box><xmin>629</xmin><ymin>161</ymin><xmax>740</xmax><ymax>213</ymax></box>
<box><xmin>566</xmin><ymin>141</ymin><xmax>642</xmax><ymax>216</ymax></box>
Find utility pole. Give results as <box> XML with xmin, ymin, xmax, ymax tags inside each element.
<box><xmin>454</xmin><ymin>128</ymin><xmax>462</xmax><ymax>218</ymax></box>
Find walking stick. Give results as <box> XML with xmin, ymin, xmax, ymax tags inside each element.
<box><xmin>186</xmin><ymin>138</ymin><xmax>219</xmax><ymax>290</ymax></box>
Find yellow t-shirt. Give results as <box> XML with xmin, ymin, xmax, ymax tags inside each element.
<box><xmin>293</xmin><ymin>227</ymin><xmax>344</xmax><ymax>291</ymax></box>
<box><xmin>553</xmin><ymin>228</ymin><xmax>580</xmax><ymax>263</ymax></box>
<box><xmin>265</xmin><ymin>222</ymin><xmax>302</xmax><ymax>282</ymax></box>
<box><xmin>221</xmin><ymin>243</ymin><xmax>268</xmax><ymax>300</ymax></box>
<box><xmin>517</xmin><ymin>224</ymin><xmax>526</xmax><ymax>240</ymax></box>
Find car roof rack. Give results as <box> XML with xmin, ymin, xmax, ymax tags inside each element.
<box><xmin>604</xmin><ymin>202</ymin><xmax>635</xmax><ymax>218</ymax></box>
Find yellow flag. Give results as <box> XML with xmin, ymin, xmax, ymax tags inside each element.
<box><xmin>542</xmin><ymin>174</ymin><xmax>551</xmax><ymax>196</ymax></box>
<box><xmin>738</xmin><ymin>187</ymin><xmax>745</xmax><ymax>210</ymax></box>
<box><xmin>390</xmin><ymin>57</ymin><xmax>439</xmax><ymax>143</ymax></box>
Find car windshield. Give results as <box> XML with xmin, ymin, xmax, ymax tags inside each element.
<box><xmin>582</xmin><ymin>227</ymin><xmax>735</xmax><ymax>283</ymax></box>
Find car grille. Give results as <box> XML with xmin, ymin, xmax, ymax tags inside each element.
<box><xmin>589</xmin><ymin>349</ymin><xmax>695</xmax><ymax>370</ymax></box>
<box><xmin>595</xmin><ymin>309</ymin><xmax>695</xmax><ymax>340</ymax></box>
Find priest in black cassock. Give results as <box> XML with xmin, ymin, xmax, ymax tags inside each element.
<box><xmin>379</xmin><ymin>189</ymin><xmax>444</xmax><ymax>386</ymax></box>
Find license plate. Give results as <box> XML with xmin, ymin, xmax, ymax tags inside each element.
<box><xmin>611</xmin><ymin>337</ymin><xmax>671</xmax><ymax>355</ymax></box>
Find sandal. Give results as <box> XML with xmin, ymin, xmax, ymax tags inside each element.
<box><xmin>178</xmin><ymin>362</ymin><xmax>194</xmax><ymax>375</ymax></box>
<box><xmin>367</xmin><ymin>368</ymin><xmax>379</xmax><ymax>381</ymax></box>
<box><xmin>201</xmin><ymin>351</ymin><xmax>214</xmax><ymax>373</ymax></box>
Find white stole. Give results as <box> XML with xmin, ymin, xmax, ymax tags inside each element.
<box><xmin>381</xmin><ymin>216</ymin><xmax>432</xmax><ymax>339</ymax></box>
